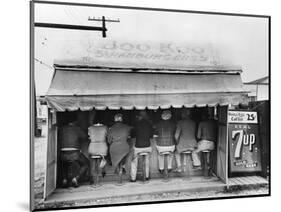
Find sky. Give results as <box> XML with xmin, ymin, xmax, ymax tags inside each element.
<box><xmin>34</xmin><ymin>3</ymin><xmax>269</xmax><ymax>95</ymax></box>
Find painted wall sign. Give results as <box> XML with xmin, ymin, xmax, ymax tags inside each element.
<box><xmin>54</xmin><ymin>40</ymin><xmax>239</xmax><ymax>70</ymax></box>
<box><xmin>228</xmin><ymin>110</ymin><xmax>262</xmax><ymax>172</ymax></box>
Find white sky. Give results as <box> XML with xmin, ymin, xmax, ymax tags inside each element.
<box><xmin>34</xmin><ymin>3</ymin><xmax>269</xmax><ymax>95</ymax></box>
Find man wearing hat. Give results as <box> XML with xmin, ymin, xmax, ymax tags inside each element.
<box><xmin>107</xmin><ymin>113</ymin><xmax>132</xmax><ymax>174</ymax></box>
<box><xmin>130</xmin><ymin>110</ymin><xmax>153</xmax><ymax>182</ymax></box>
<box><xmin>154</xmin><ymin>110</ymin><xmax>176</xmax><ymax>173</ymax></box>
<box><xmin>174</xmin><ymin>109</ymin><xmax>201</xmax><ymax>172</ymax></box>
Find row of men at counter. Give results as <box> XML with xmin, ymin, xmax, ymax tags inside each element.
<box><xmin>60</xmin><ymin>109</ymin><xmax>217</xmax><ymax>188</ymax></box>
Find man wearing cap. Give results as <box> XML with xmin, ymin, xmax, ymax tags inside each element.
<box><xmin>174</xmin><ymin>109</ymin><xmax>201</xmax><ymax>172</ymax></box>
<box><xmin>107</xmin><ymin>113</ymin><xmax>132</xmax><ymax>174</ymax></box>
<box><xmin>59</xmin><ymin>120</ymin><xmax>89</xmax><ymax>188</ymax></box>
<box><xmin>154</xmin><ymin>110</ymin><xmax>176</xmax><ymax>174</ymax></box>
<box><xmin>130</xmin><ymin>111</ymin><xmax>153</xmax><ymax>182</ymax></box>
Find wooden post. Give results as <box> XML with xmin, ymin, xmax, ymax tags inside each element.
<box><xmin>225</xmin><ymin>105</ymin><xmax>230</xmax><ymax>188</ymax></box>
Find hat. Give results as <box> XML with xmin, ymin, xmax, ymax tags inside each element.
<box><xmin>161</xmin><ymin>110</ymin><xmax>172</xmax><ymax>120</ymax></box>
<box><xmin>114</xmin><ymin>113</ymin><xmax>123</xmax><ymax>122</ymax></box>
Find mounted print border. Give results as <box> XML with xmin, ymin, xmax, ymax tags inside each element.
<box><xmin>30</xmin><ymin>1</ymin><xmax>271</xmax><ymax>211</ymax></box>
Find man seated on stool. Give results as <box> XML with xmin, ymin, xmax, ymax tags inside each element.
<box><xmin>88</xmin><ymin>121</ymin><xmax>108</xmax><ymax>184</ymax></box>
<box><xmin>154</xmin><ymin>110</ymin><xmax>176</xmax><ymax>174</ymax></box>
<box><xmin>107</xmin><ymin>113</ymin><xmax>132</xmax><ymax>176</ymax></box>
<box><xmin>59</xmin><ymin>119</ymin><xmax>89</xmax><ymax>188</ymax></box>
<box><xmin>174</xmin><ymin>109</ymin><xmax>201</xmax><ymax>172</ymax></box>
<box><xmin>195</xmin><ymin>113</ymin><xmax>218</xmax><ymax>169</ymax></box>
<box><xmin>130</xmin><ymin>111</ymin><xmax>153</xmax><ymax>182</ymax></box>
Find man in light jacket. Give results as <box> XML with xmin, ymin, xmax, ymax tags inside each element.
<box><xmin>174</xmin><ymin>109</ymin><xmax>201</xmax><ymax>172</ymax></box>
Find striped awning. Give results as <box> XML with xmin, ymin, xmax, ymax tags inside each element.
<box><xmin>45</xmin><ymin>68</ymin><xmax>247</xmax><ymax>111</ymax></box>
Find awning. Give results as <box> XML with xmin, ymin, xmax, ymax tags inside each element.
<box><xmin>46</xmin><ymin>69</ymin><xmax>247</xmax><ymax>111</ymax></box>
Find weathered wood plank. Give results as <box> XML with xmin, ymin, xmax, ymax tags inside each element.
<box><xmin>239</xmin><ymin>177</ymin><xmax>255</xmax><ymax>184</ymax></box>
<box><xmin>251</xmin><ymin>176</ymin><xmax>268</xmax><ymax>184</ymax></box>
<box><xmin>228</xmin><ymin>178</ymin><xmax>241</xmax><ymax>185</ymax></box>
<box><xmin>46</xmin><ymin>176</ymin><xmax>226</xmax><ymax>203</ymax></box>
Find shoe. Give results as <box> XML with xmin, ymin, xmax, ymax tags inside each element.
<box><xmin>89</xmin><ymin>178</ymin><xmax>94</xmax><ymax>185</ymax></box>
<box><xmin>62</xmin><ymin>179</ymin><xmax>68</xmax><ymax>188</ymax></box>
<box><xmin>71</xmin><ymin>177</ymin><xmax>79</xmax><ymax>188</ymax></box>
<box><xmin>130</xmin><ymin>179</ymin><xmax>136</xmax><ymax>182</ymax></box>
<box><xmin>159</xmin><ymin>169</ymin><xmax>164</xmax><ymax>174</ymax></box>
<box><xmin>145</xmin><ymin>177</ymin><xmax>150</xmax><ymax>181</ymax></box>
<box><xmin>173</xmin><ymin>168</ymin><xmax>182</xmax><ymax>173</ymax></box>
<box><xmin>122</xmin><ymin>167</ymin><xmax>126</xmax><ymax>174</ymax></box>
<box><xmin>193</xmin><ymin>166</ymin><xmax>202</xmax><ymax>170</ymax></box>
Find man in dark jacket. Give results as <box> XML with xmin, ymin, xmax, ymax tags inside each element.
<box><xmin>107</xmin><ymin>113</ymin><xmax>132</xmax><ymax>174</ymax></box>
<box><xmin>130</xmin><ymin>111</ymin><xmax>153</xmax><ymax>182</ymax></box>
<box><xmin>59</xmin><ymin>120</ymin><xmax>89</xmax><ymax>188</ymax></box>
<box><xmin>154</xmin><ymin>110</ymin><xmax>176</xmax><ymax>173</ymax></box>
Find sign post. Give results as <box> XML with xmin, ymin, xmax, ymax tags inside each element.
<box><xmin>228</xmin><ymin>111</ymin><xmax>262</xmax><ymax>173</ymax></box>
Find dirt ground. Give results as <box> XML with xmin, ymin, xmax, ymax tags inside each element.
<box><xmin>33</xmin><ymin>125</ymin><xmax>269</xmax><ymax>210</ymax></box>
<box><xmin>34</xmin><ymin>124</ymin><xmax>47</xmax><ymax>206</ymax></box>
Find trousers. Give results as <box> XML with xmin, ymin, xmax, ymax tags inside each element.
<box><xmin>130</xmin><ymin>146</ymin><xmax>152</xmax><ymax>180</ymax></box>
<box><xmin>156</xmin><ymin>145</ymin><xmax>175</xmax><ymax>170</ymax></box>
<box><xmin>174</xmin><ymin>149</ymin><xmax>201</xmax><ymax>167</ymax></box>
<box><xmin>61</xmin><ymin>150</ymin><xmax>89</xmax><ymax>181</ymax></box>
<box><xmin>194</xmin><ymin>140</ymin><xmax>215</xmax><ymax>164</ymax></box>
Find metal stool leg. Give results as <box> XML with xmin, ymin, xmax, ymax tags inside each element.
<box><xmin>95</xmin><ymin>158</ymin><xmax>100</xmax><ymax>186</ymax></box>
<box><xmin>183</xmin><ymin>154</ymin><xmax>191</xmax><ymax>180</ymax></box>
<box><xmin>142</xmin><ymin>155</ymin><xmax>146</xmax><ymax>182</ymax></box>
<box><xmin>89</xmin><ymin>158</ymin><xmax>94</xmax><ymax>185</ymax></box>
<box><xmin>90</xmin><ymin>157</ymin><xmax>102</xmax><ymax>187</ymax></box>
<box><xmin>117</xmin><ymin>163</ymin><xmax>123</xmax><ymax>185</ymax></box>
<box><xmin>203</xmin><ymin>152</ymin><xmax>210</xmax><ymax>178</ymax></box>
<box><xmin>163</xmin><ymin>154</ymin><xmax>169</xmax><ymax>181</ymax></box>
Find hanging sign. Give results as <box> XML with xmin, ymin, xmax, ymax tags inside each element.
<box><xmin>228</xmin><ymin>110</ymin><xmax>261</xmax><ymax>172</ymax></box>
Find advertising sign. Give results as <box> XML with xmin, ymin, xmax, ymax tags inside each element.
<box><xmin>228</xmin><ymin>110</ymin><xmax>261</xmax><ymax>172</ymax></box>
<box><xmin>54</xmin><ymin>40</ymin><xmax>239</xmax><ymax>71</ymax></box>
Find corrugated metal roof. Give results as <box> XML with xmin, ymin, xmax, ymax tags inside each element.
<box><xmin>46</xmin><ymin>69</ymin><xmax>246</xmax><ymax>111</ymax></box>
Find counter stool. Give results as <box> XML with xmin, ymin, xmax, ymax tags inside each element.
<box><xmin>90</xmin><ymin>155</ymin><xmax>102</xmax><ymax>187</ymax></box>
<box><xmin>138</xmin><ymin>152</ymin><xmax>149</xmax><ymax>183</ymax></box>
<box><xmin>116</xmin><ymin>162</ymin><xmax>124</xmax><ymax>186</ymax></box>
<box><xmin>202</xmin><ymin>150</ymin><xmax>211</xmax><ymax>178</ymax></box>
<box><xmin>182</xmin><ymin>150</ymin><xmax>192</xmax><ymax>180</ymax></box>
<box><xmin>160</xmin><ymin>151</ymin><xmax>172</xmax><ymax>181</ymax></box>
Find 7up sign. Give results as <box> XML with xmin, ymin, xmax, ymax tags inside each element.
<box><xmin>228</xmin><ymin>111</ymin><xmax>261</xmax><ymax>172</ymax></box>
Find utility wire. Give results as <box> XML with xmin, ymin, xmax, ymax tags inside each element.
<box><xmin>34</xmin><ymin>58</ymin><xmax>53</xmax><ymax>70</ymax></box>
